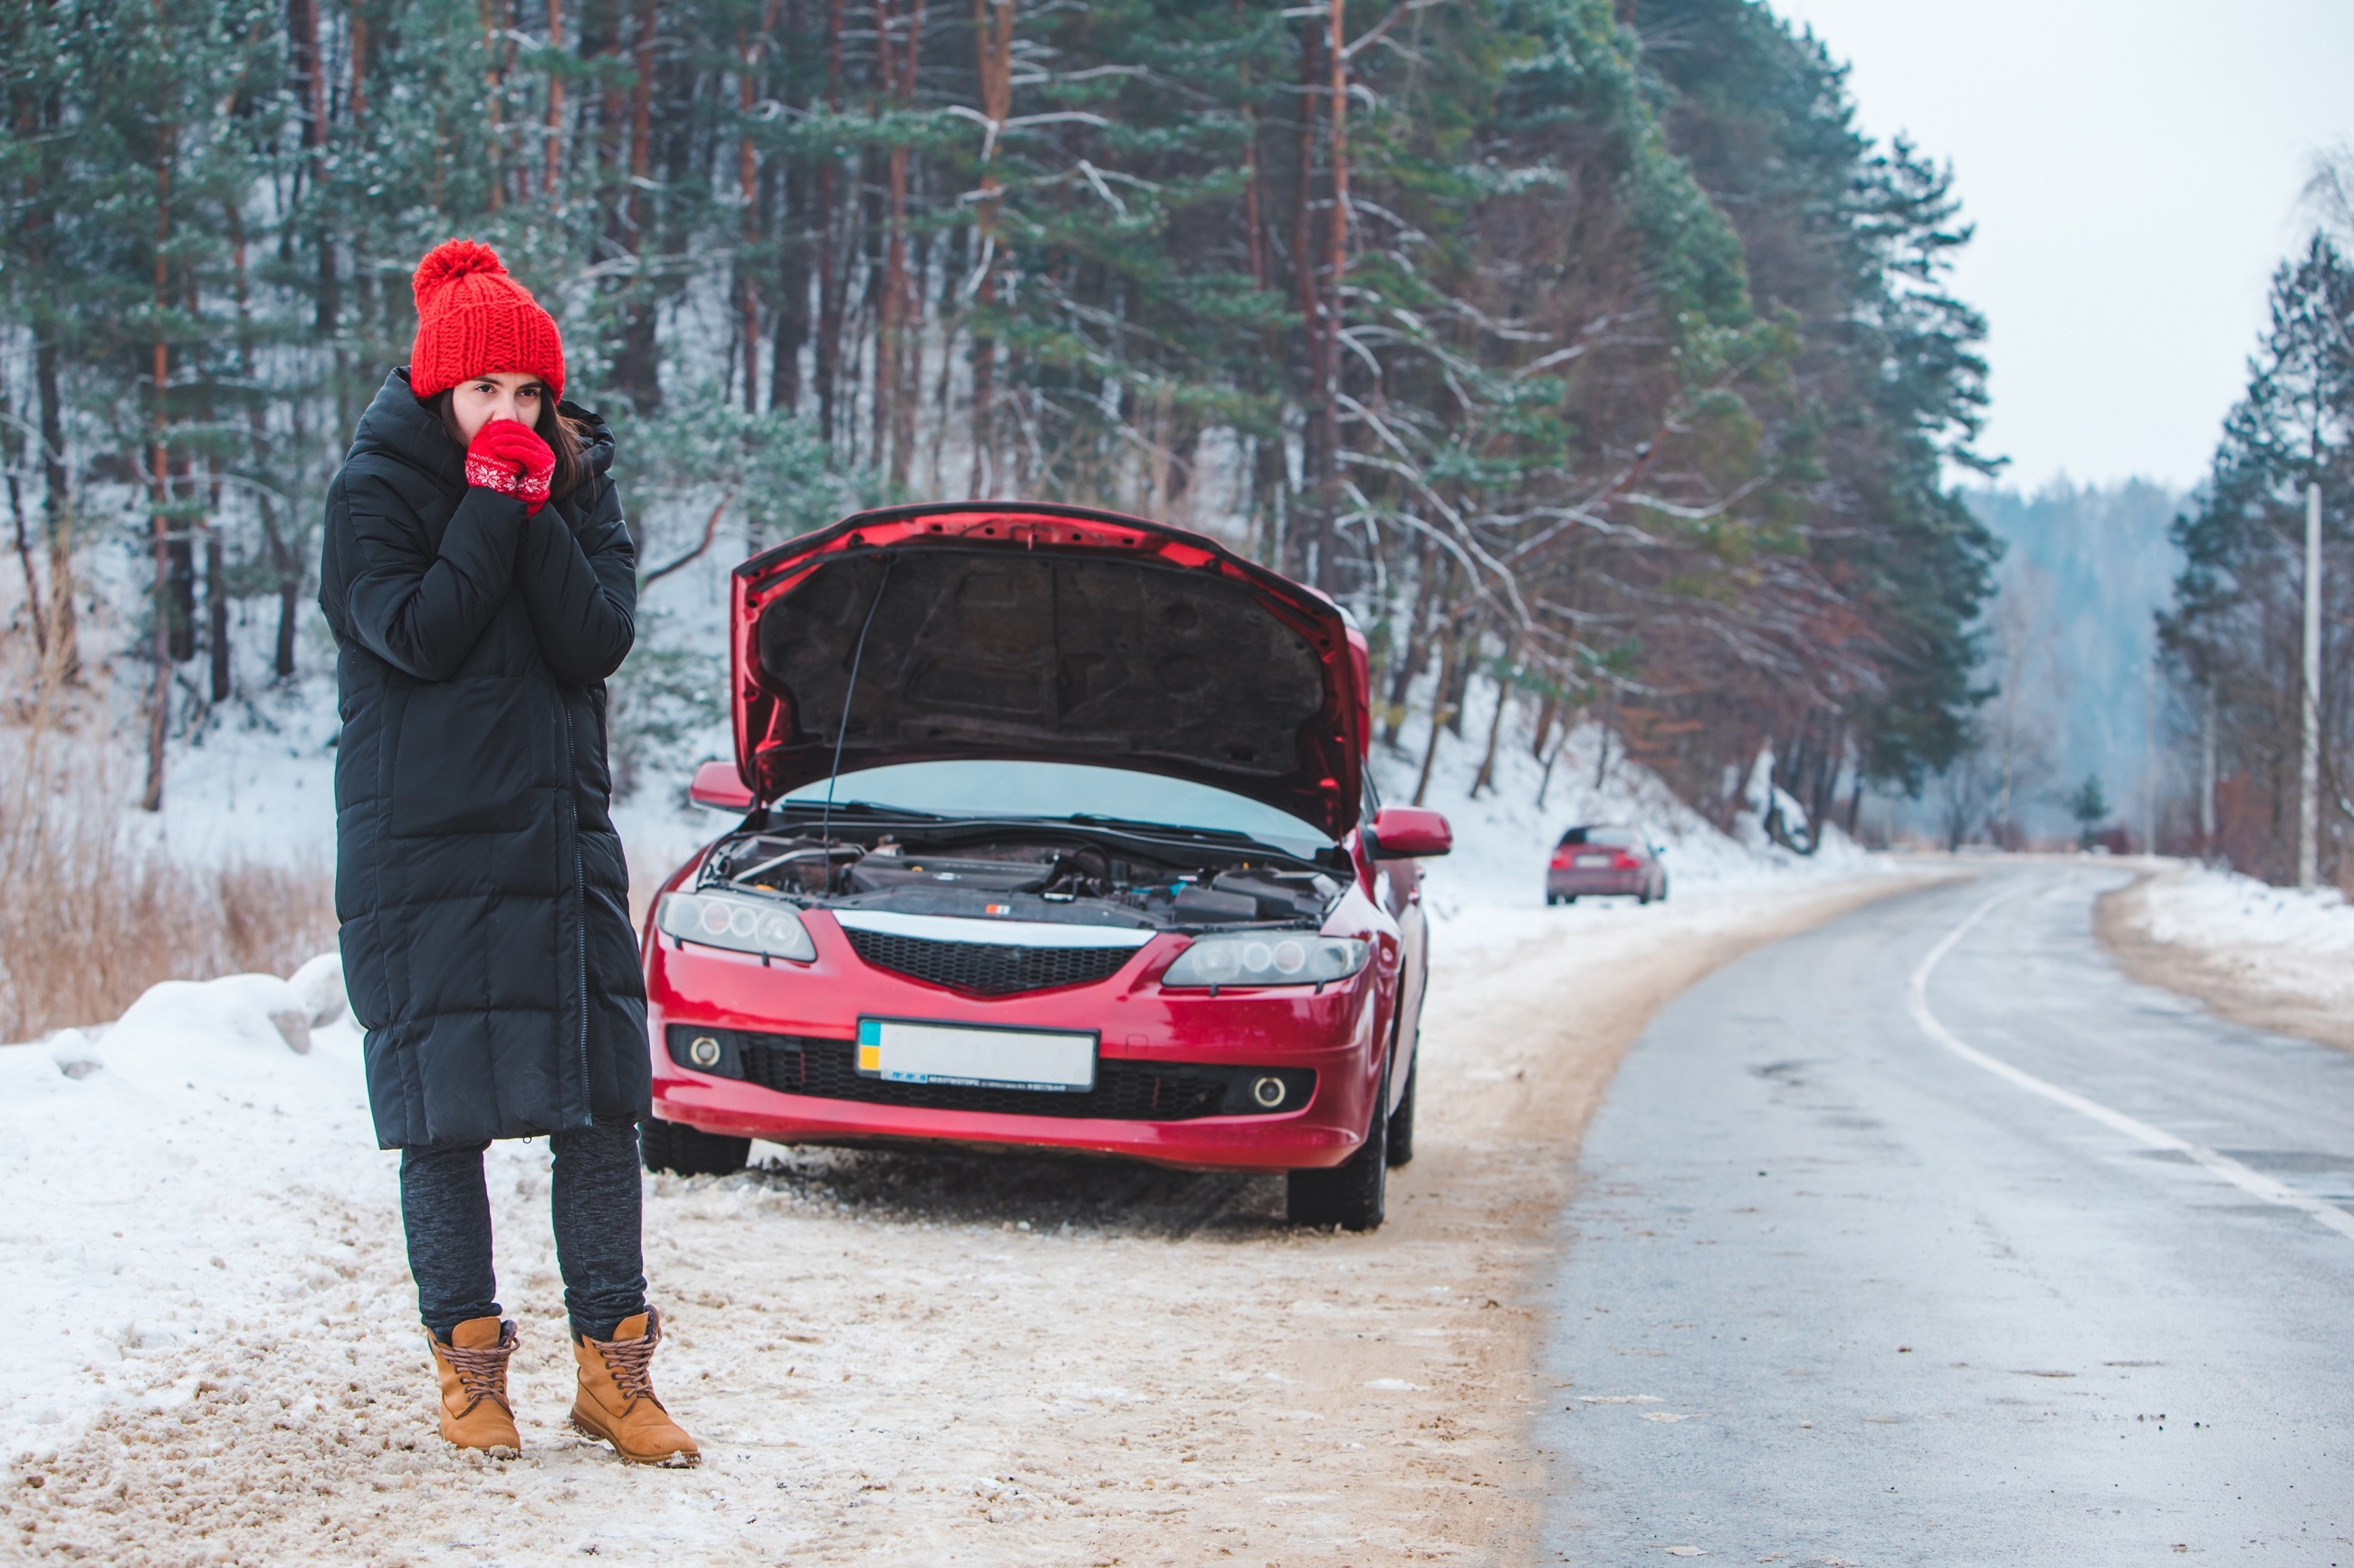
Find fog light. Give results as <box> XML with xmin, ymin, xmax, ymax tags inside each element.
<box><xmin>688</xmin><ymin>1035</ymin><xmax>722</xmax><ymax>1068</ymax></box>
<box><xmin>1250</xmin><ymin>1075</ymin><xmax>1287</xmax><ymax>1109</ymax></box>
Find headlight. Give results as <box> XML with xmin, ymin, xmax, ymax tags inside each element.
<box><xmin>1162</xmin><ymin>933</ymin><xmax>1368</xmax><ymax>989</ymax></box>
<box><xmin>655</xmin><ymin>891</ymin><xmax>817</xmax><ymax>962</ymax></box>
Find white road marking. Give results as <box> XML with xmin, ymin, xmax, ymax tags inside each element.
<box><xmin>1908</xmin><ymin>890</ymin><xmax>2354</xmax><ymax>1243</ymax></box>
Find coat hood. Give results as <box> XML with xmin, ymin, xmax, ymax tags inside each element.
<box><xmin>730</xmin><ymin>502</ymin><xmax>1369</xmax><ymax>842</ymax></box>
<box><xmin>349</xmin><ymin>369</ymin><xmax>614</xmax><ymax>496</ymax></box>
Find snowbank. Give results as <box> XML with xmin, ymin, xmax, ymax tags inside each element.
<box><xmin>2134</xmin><ymin>865</ymin><xmax>2354</xmax><ymax>957</ymax></box>
<box><xmin>1</xmin><ymin>961</ymin><xmax>379</xmax><ymax>1457</ymax></box>
<box><xmin>2103</xmin><ymin>864</ymin><xmax>2354</xmax><ymax>1052</ymax></box>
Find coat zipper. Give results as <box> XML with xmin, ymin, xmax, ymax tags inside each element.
<box><xmin>560</xmin><ymin>695</ymin><xmax>590</xmax><ymax>1105</ymax></box>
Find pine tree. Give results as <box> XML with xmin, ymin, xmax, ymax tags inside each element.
<box><xmin>2070</xmin><ymin>774</ymin><xmax>2109</xmax><ymax>848</ymax></box>
<box><xmin>2161</xmin><ymin>236</ymin><xmax>2354</xmax><ymax>883</ymax></box>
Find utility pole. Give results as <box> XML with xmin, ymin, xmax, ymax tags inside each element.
<box><xmin>2299</xmin><ymin>480</ymin><xmax>2321</xmax><ymax>891</ymax></box>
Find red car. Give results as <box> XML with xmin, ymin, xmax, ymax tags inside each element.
<box><xmin>1545</xmin><ymin>825</ymin><xmax>1668</xmax><ymax>904</ymax></box>
<box><xmin>637</xmin><ymin>502</ymin><xmax>1451</xmax><ymax>1230</ymax></box>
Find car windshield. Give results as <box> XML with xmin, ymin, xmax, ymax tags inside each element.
<box><xmin>1563</xmin><ymin>827</ymin><xmax>1641</xmax><ymax>848</ymax></box>
<box><xmin>780</xmin><ymin>760</ymin><xmax>1334</xmax><ymax>857</ymax></box>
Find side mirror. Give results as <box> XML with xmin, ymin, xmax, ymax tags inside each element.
<box><xmin>688</xmin><ymin>760</ymin><xmax>757</xmax><ymax>812</ymax></box>
<box><xmin>1364</xmin><ymin>805</ymin><xmax>1452</xmax><ymax>859</ymax></box>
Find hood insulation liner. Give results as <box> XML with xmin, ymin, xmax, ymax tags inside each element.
<box><xmin>756</xmin><ymin>548</ymin><xmax>1328</xmax><ymax>785</ymax></box>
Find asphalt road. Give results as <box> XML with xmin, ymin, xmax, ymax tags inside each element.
<box><xmin>1538</xmin><ymin>866</ymin><xmax>2354</xmax><ymax>1565</ymax></box>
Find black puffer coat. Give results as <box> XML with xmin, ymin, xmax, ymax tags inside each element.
<box><xmin>321</xmin><ymin>370</ymin><xmax>648</xmax><ymax>1150</ymax></box>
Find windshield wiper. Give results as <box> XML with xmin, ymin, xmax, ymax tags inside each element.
<box><xmin>770</xmin><ymin>798</ymin><xmax>948</xmax><ymax>823</ymax></box>
<box><xmin>1063</xmin><ymin>815</ymin><xmax>1327</xmax><ymax>866</ymax></box>
<box><xmin>1064</xmin><ymin>814</ymin><xmax>1257</xmax><ymax>841</ymax></box>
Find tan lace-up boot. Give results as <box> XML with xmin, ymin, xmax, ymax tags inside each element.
<box><xmin>569</xmin><ymin>1308</ymin><xmax>698</xmax><ymax>1467</ymax></box>
<box><xmin>427</xmin><ymin>1316</ymin><xmax>521</xmax><ymax>1454</ymax></box>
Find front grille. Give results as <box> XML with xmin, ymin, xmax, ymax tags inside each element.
<box><xmin>665</xmin><ymin>1026</ymin><xmax>1312</xmax><ymax>1122</ymax></box>
<box><xmin>841</xmin><ymin>928</ymin><xmax>1137</xmax><ymax>995</ymax></box>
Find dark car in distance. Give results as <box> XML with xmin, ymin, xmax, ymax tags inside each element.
<box><xmin>1545</xmin><ymin>826</ymin><xmax>1667</xmax><ymax>905</ymax></box>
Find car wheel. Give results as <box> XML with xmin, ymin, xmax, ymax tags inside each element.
<box><xmin>1637</xmin><ymin>884</ymin><xmax>1652</xmax><ymax>905</ymax></box>
<box><xmin>1562</xmin><ymin>894</ymin><xmax>1577</xmax><ymax>904</ymax></box>
<box><xmin>1287</xmin><ymin>1056</ymin><xmax>1389</xmax><ymax>1230</ymax></box>
<box><xmin>1385</xmin><ymin>1048</ymin><xmax>1417</xmax><ymax>1169</ymax></box>
<box><xmin>639</xmin><ymin>1116</ymin><xmax>749</xmax><ymax>1177</ymax></box>
<box><xmin>1658</xmin><ymin>876</ymin><xmax>1670</xmax><ymax>903</ymax></box>
<box><xmin>1544</xmin><ymin>893</ymin><xmax>1556</xmax><ymax>906</ymax></box>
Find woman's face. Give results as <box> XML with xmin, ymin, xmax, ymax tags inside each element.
<box><xmin>447</xmin><ymin>372</ymin><xmax>548</xmax><ymax>444</ymax></box>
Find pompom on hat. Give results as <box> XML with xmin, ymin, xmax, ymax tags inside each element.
<box><xmin>407</xmin><ymin>239</ymin><xmax>565</xmax><ymax>402</ymax></box>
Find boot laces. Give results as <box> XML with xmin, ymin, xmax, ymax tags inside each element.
<box><xmin>592</xmin><ymin>1311</ymin><xmax>665</xmax><ymax>1409</ymax></box>
<box><xmin>440</xmin><ymin>1326</ymin><xmax>516</xmax><ymax>1414</ymax></box>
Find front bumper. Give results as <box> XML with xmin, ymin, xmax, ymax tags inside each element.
<box><xmin>644</xmin><ymin>911</ymin><xmax>1385</xmax><ymax>1172</ymax></box>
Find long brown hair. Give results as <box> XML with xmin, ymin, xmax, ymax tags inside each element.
<box><xmin>429</xmin><ymin>384</ymin><xmax>591</xmax><ymax>505</ymax></box>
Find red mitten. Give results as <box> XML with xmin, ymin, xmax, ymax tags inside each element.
<box><xmin>464</xmin><ymin>419</ymin><xmax>556</xmax><ymax>515</ymax></box>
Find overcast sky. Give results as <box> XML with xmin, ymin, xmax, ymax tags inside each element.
<box><xmin>1766</xmin><ymin>0</ymin><xmax>2354</xmax><ymax>494</ymax></box>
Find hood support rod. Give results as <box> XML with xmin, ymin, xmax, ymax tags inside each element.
<box><xmin>818</xmin><ymin>555</ymin><xmax>897</xmax><ymax>866</ymax></box>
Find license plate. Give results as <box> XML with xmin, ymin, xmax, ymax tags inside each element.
<box><xmin>855</xmin><ymin>1018</ymin><xmax>1097</xmax><ymax>1093</ymax></box>
<box><xmin>1575</xmin><ymin>853</ymin><xmax>1612</xmax><ymax>867</ymax></box>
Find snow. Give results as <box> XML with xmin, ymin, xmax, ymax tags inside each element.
<box><xmin>2120</xmin><ymin>864</ymin><xmax>2354</xmax><ymax>1027</ymax></box>
<box><xmin>135</xmin><ymin>676</ymin><xmax>344</xmax><ymax>868</ymax></box>
<box><xmin>289</xmin><ymin>951</ymin><xmax>349</xmax><ymax>1028</ymax></box>
<box><xmin>1371</xmin><ymin>687</ymin><xmax>1891</xmax><ymax>960</ymax></box>
<box><xmin>2134</xmin><ymin>865</ymin><xmax>2354</xmax><ymax>957</ymax></box>
<box><xmin>3</xmin><ymin>967</ymin><xmax>380</xmax><ymax>1452</ymax></box>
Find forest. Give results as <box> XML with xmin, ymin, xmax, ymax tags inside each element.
<box><xmin>0</xmin><ymin>0</ymin><xmax>1998</xmax><ymax>839</ymax></box>
<box><xmin>2161</xmin><ymin>196</ymin><xmax>2354</xmax><ymax>886</ymax></box>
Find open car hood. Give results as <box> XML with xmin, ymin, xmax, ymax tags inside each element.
<box><xmin>730</xmin><ymin>502</ymin><xmax>1367</xmax><ymax>842</ymax></box>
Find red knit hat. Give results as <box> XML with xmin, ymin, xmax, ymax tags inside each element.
<box><xmin>407</xmin><ymin>239</ymin><xmax>565</xmax><ymax>402</ymax></box>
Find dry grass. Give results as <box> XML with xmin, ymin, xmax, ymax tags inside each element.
<box><xmin>0</xmin><ymin>657</ymin><xmax>336</xmax><ymax>1043</ymax></box>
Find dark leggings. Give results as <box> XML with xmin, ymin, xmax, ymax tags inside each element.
<box><xmin>400</xmin><ymin>1119</ymin><xmax>647</xmax><ymax>1342</ymax></box>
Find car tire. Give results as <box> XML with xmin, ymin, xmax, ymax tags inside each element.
<box><xmin>1544</xmin><ymin>893</ymin><xmax>1556</xmax><ymax>906</ymax></box>
<box><xmin>639</xmin><ymin>1116</ymin><xmax>749</xmax><ymax>1178</ymax></box>
<box><xmin>1287</xmin><ymin>1056</ymin><xmax>1389</xmax><ymax>1230</ymax></box>
<box><xmin>1562</xmin><ymin>894</ymin><xmax>1577</xmax><ymax>904</ymax></box>
<box><xmin>1385</xmin><ymin>1048</ymin><xmax>1417</xmax><ymax>1169</ymax></box>
<box><xmin>1638</xmin><ymin>884</ymin><xmax>1652</xmax><ymax>905</ymax></box>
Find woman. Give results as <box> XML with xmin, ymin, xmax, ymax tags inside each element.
<box><xmin>319</xmin><ymin>239</ymin><xmax>694</xmax><ymax>1466</ymax></box>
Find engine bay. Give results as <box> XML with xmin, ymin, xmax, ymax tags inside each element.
<box><xmin>700</xmin><ymin>818</ymin><xmax>1343</xmax><ymax>932</ymax></box>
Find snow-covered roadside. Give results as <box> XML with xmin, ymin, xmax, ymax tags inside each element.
<box><xmin>1373</xmin><ymin>702</ymin><xmax>1898</xmax><ymax>961</ymax></box>
<box><xmin>3</xmin><ymin>884</ymin><xmax>1924</xmax><ymax>1565</ymax></box>
<box><xmin>2134</xmin><ymin>865</ymin><xmax>2354</xmax><ymax>959</ymax></box>
<box><xmin>3</xmin><ymin>961</ymin><xmax>368</xmax><ymax>1456</ymax></box>
<box><xmin>2101</xmin><ymin>865</ymin><xmax>2354</xmax><ymax>1051</ymax></box>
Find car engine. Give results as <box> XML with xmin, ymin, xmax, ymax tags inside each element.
<box><xmin>700</xmin><ymin>826</ymin><xmax>1341</xmax><ymax>932</ymax></box>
